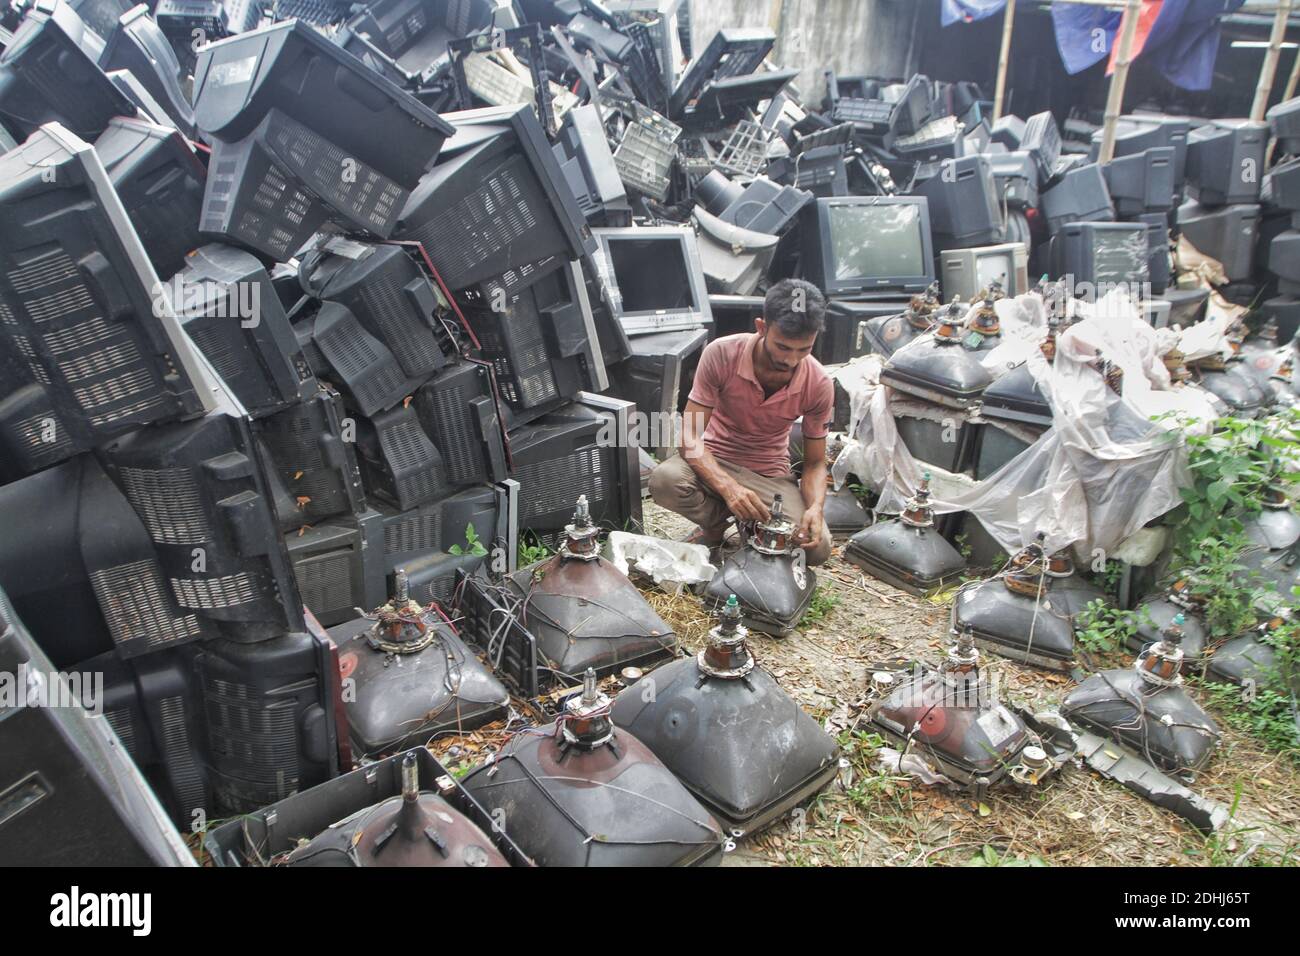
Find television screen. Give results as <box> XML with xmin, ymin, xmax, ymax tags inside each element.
<box><xmin>829</xmin><ymin>203</ymin><xmax>927</xmax><ymax>283</ymax></box>
<box><xmin>607</xmin><ymin>236</ymin><xmax>697</xmax><ymax>314</ymax></box>
<box><xmin>976</xmin><ymin>252</ymin><xmax>1014</xmax><ymax>291</ymax></box>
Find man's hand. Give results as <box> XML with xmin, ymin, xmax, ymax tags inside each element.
<box><xmin>724</xmin><ymin>483</ymin><xmax>771</xmax><ymax>523</ymax></box>
<box><xmin>795</xmin><ymin>506</ymin><xmax>823</xmax><ymax>551</ymax></box>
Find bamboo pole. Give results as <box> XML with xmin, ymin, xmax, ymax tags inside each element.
<box><xmin>1251</xmin><ymin>0</ymin><xmax>1295</xmax><ymax>121</ymax></box>
<box><xmin>1098</xmin><ymin>0</ymin><xmax>1144</xmax><ymax>165</ymax></box>
<box><xmin>993</xmin><ymin>0</ymin><xmax>1018</xmax><ymax>122</ymax></box>
<box><xmin>1267</xmin><ymin>45</ymin><xmax>1300</xmax><ymax>164</ymax></box>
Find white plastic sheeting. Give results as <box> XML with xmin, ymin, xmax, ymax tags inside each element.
<box><xmin>833</xmin><ymin>287</ymin><xmax>1218</xmax><ymax>558</ymax></box>
<box><xmin>602</xmin><ymin>531</ymin><xmax>717</xmax><ymax>593</ymax></box>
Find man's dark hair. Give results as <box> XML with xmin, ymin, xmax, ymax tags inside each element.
<box><xmin>763</xmin><ymin>279</ymin><xmax>826</xmax><ymax>337</ymax></box>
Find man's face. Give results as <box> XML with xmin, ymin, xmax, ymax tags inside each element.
<box><xmin>756</xmin><ymin>318</ymin><xmax>817</xmax><ymax>375</ymax></box>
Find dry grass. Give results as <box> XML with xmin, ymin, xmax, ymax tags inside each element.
<box><xmin>414</xmin><ymin>501</ymin><xmax>1300</xmax><ymax>867</ymax></box>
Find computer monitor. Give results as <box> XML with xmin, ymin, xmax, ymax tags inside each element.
<box><xmin>990</xmin><ymin>114</ymin><xmax>1025</xmax><ymax>150</ymax></box>
<box><xmin>716</xmin><ymin>175</ymin><xmax>813</xmax><ymax>235</ymax></box>
<box><xmin>592</xmin><ymin>225</ymin><xmax>713</xmax><ymax>335</ymax></box>
<box><xmin>398</xmin><ymin>105</ymin><xmax>596</xmax><ymax>297</ymax></box>
<box><xmin>1121</xmin><ymin>114</ymin><xmax>1191</xmax><ymax>190</ymax></box>
<box><xmin>192</xmin><ymin>20</ymin><xmax>455</xmax><ymax>187</ymax></box>
<box><xmin>1020</xmin><ymin>111</ymin><xmax>1061</xmax><ymax>185</ymax></box>
<box><xmin>463</xmin><ymin>261</ymin><xmax>607</xmax><ymax>426</ymax></box>
<box><xmin>507</xmin><ymin>394</ymin><xmax>639</xmax><ymax>545</ymax></box>
<box><xmin>339</xmin><ymin>0</ymin><xmax>494</xmax><ymax>78</ymax></box>
<box><xmin>889</xmin><ymin>73</ymin><xmax>933</xmax><ymax>137</ymax></box>
<box><xmin>1177</xmin><ymin>201</ymin><xmax>1261</xmax><ymax>282</ymax></box>
<box><xmin>197</xmin><ymin>117</ymin><xmax>334</xmax><ymax>261</ymax></box>
<box><xmin>1040</xmin><ymin>162</ymin><xmax>1115</xmax><ymax>235</ymax></box>
<box><xmin>299</xmin><ymin>243</ymin><xmax>452</xmax><ymax>380</ymax></box>
<box><xmin>380</xmin><ymin>482</ymin><xmax>511</xmax><ymax>571</ymax></box>
<box><xmin>0</xmin><ymin>454</ymin><xmax>216</xmax><ymax>667</ymax></box>
<box><xmin>988</xmin><ymin>151</ymin><xmax>1039</xmax><ymax>210</ymax></box>
<box><xmin>172</xmin><ymin>244</ymin><xmax>318</xmax><ymax>418</ymax></box>
<box><xmin>800</xmin><ymin>196</ymin><xmax>936</xmax><ymax>296</ymax></box>
<box><xmin>0</xmin><ymin>123</ymin><xmax>211</xmax><ymax>449</ymax></box>
<box><xmin>93</xmin><ymin>115</ymin><xmax>206</xmax><ymax>282</ymax></box>
<box><xmin>284</xmin><ymin>507</ymin><xmax>386</xmax><ymax>626</ymax></box>
<box><xmin>0</xmin><ymin>588</ymin><xmax>196</xmax><ymax>865</ymax></box>
<box><xmin>605</xmin><ymin>327</ymin><xmax>708</xmax><ymax>461</ymax></box>
<box><xmin>910</xmin><ymin>155</ymin><xmax>1005</xmax><ymax>249</ymax></box>
<box><xmin>98</xmin><ymin>3</ymin><xmax>196</xmax><ymax>136</ymax></box>
<box><xmin>1268</xmin><ymin>229</ymin><xmax>1300</xmax><ymax>287</ymax></box>
<box><xmin>195</xmin><ymin>625</ymin><xmax>341</xmax><ymax>814</ymax></box>
<box><xmin>684</xmin><ymin>69</ymin><xmax>799</xmax><ymax>129</ymax></box>
<box><xmin>1267</xmin><ymin>96</ymin><xmax>1300</xmax><ymax>156</ymax></box>
<box><xmin>1185</xmin><ymin>119</ymin><xmax>1267</xmax><ymax>206</ymax></box>
<box><xmin>767</xmin><ymin>144</ymin><xmax>850</xmax><ymax>197</ymax></box>
<box><xmin>355</xmin><ymin>402</ymin><xmax>449</xmax><ymax>511</ymax></box>
<box><xmin>0</xmin><ymin>0</ymin><xmax>135</xmax><ymax>142</ymax></box>
<box><xmin>940</xmin><ymin>242</ymin><xmax>1030</xmax><ymax>302</ymax></box>
<box><xmin>669</xmin><ymin>28</ymin><xmax>775</xmax><ymax>121</ymax></box>
<box><xmin>1266</xmin><ymin>156</ymin><xmax>1300</xmax><ymax>212</ymax></box>
<box><xmin>255</xmin><ymin>383</ymin><xmax>367</xmax><ymax>532</ymax></box>
<box><xmin>552</xmin><ymin>104</ymin><xmax>631</xmax><ymax>226</ymax></box>
<box><xmin>203</xmin><ymin>106</ymin><xmax>419</xmax><ymax>252</ymax></box>
<box><xmin>1051</xmin><ymin>222</ymin><xmax>1150</xmax><ymax>294</ymax></box>
<box><xmin>413</xmin><ymin>360</ymin><xmax>509</xmax><ymax>487</ymax></box>
<box><xmin>98</xmin><ymin>405</ymin><xmax>308</xmax><ymax>642</ymax></box>
<box><xmin>1102</xmin><ymin>146</ymin><xmax>1176</xmax><ymax>216</ymax></box>
<box><xmin>818</xmin><ymin>296</ymin><xmax>913</xmax><ymax>364</ymax></box>
<box><xmin>692</xmin><ymin>207</ymin><xmax>781</xmax><ymax>296</ymax></box>
<box><xmin>306</xmin><ymin>301</ymin><xmax>424</xmax><ymax>417</ymax></box>
<box><xmin>707</xmin><ymin>293</ymin><xmax>766</xmax><ymax>339</ymax></box>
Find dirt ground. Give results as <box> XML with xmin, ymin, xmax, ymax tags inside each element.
<box><xmin>423</xmin><ymin>499</ymin><xmax>1300</xmax><ymax>868</ymax></box>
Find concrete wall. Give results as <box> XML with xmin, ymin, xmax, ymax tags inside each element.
<box><xmin>687</xmin><ymin>0</ymin><xmax>918</xmax><ymax>104</ymax></box>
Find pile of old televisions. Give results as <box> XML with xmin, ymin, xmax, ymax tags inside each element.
<box><xmin>6</xmin><ymin>0</ymin><xmax>1300</xmax><ymax>869</ymax></box>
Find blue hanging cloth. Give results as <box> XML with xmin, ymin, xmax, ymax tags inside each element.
<box><xmin>941</xmin><ymin>0</ymin><xmax>1009</xmax><ymax>27</ymax></box>
<box><xmin>1050</xmin><ymin>0</ymin><xmax>1245</xmax><ymax>91</ymax></box>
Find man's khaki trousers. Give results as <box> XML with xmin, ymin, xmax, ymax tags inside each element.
<box><xmin>648</xmin><ymin>453</ymin><xmax>833</xmax><ymax>566</ymax></box>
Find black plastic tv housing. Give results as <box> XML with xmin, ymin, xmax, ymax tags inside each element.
<box><xmin>399</xmin><ymin>105</ymin><xmax>596</xmax><ymax>297</ymax></box>
<box><xmin>0</xmin><ymin>0</ymin><xmax>135</xmax><ymax>142</ymax></box>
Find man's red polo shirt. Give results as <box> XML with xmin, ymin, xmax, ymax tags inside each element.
<box><xmin>687</xmin><ymin>332</ymin><xmax>834</xmax><ymax>478</ymax></box>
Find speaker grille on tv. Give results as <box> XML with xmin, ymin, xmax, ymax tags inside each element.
<box><xmin>170</xmin><ymin>572</ymin><xmax>261</xmax><ymax>610</ymax></box>
<box><xmin>4</xmin><ymin>249</ymin><xmax>171</xmax><ymax>429</ymax></box>
<box><xmin>355</xmin><ymin>269</ymin><xmax>444</xmax><ymax>373</ymax></box>
<box><xmin>293</xmin><ymin>549</ymin><xmax>356</xmax><ymax>621</ymax></box>
<box><xmin>186</xmin><ymin>322</ymin><xmax>243</xmax><ymax>384</ymax></box>
<box><xmin>384</xmin><ymin>509</ymin><xmax>441</xmax><ymax>557</ymax></box>
<box><xmin>313</xmin><ymin>305</ymin><xmax>412</xmax><ymax>414</ymax></box>
<box><xmin>8</xmin><ymin>408</ymin><xmax>76</xmax><ymax>469</ymax></box>
<box><xmin>119</xmin><ymin>466</ymin><xmax>212</xmax><ymax>545</ymax></box>
<box><xmin>157</xmin><ymin>695</ymin><xmax>208</xmax><ymax>820</ymax></box>
<box><xmin>376</xmin><ymin>410</ymin><xmax>443</xmax><ymax>508</ymax></box>
<box><xmin>408</xmin><ymin>153</ymin><xmax>543</xmax><ymax>290</ymax></box>
<box><xmin>202</xmin><ymin>678</ymin><xmax>301</xmax><ymax>807</ymax></box>
<box><xmin>90</xmin><ymin>559</ymin><xmax>203</xmax><ymax>656</ymax></box>
<box><xmin>516</xmin><ymin>446</ymin><xmax>606</xmax><ymax>523</ymax></box>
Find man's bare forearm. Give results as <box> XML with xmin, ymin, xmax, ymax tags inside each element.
<box><xmin>799</xmin><ymin>455</ymin><xmax>828</xmax><ymax>512</ymax></box>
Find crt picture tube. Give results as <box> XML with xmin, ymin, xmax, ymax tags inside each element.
<box><xmin>608</xmin><ymin>237</ymin><xmax>696</xmax><ymax>313</ymax></box>
<box><xmin>829</xmin><ymin>203</ymin><xmax>925</xmax><ymax>282</ymax></box>
<box><xmin>977</xmin><ymin>253</ymin><xmax>1014</xmax><ymax>290</ymax></box>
